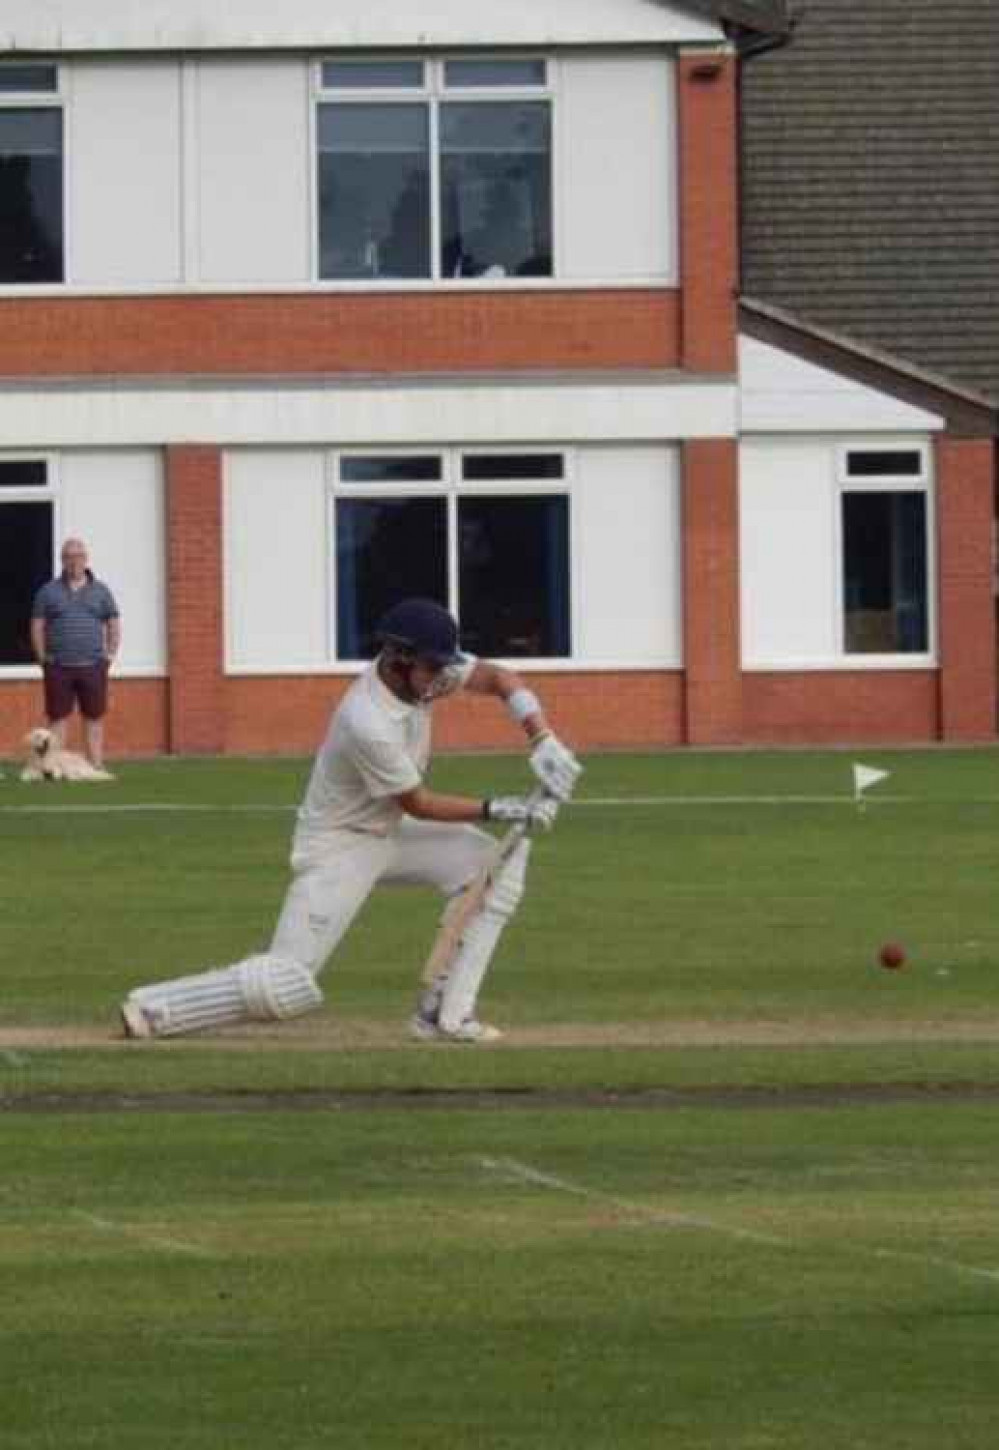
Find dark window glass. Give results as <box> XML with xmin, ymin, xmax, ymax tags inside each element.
<box><xmin>459</xmin><ymin>495</ymin><xmax>569</xmax><ymax>657</ymax></box>
<box><xmin>0</xmin><ymin>459</ymin><xmax>47</xmax><ymax>487</ymax></box>
<box><xmin>440</xmin><ymin>102</ymin><xmax>551</xmax><ymax>279</ymax></box>
<box><xmin>444</xmin><ymin>60</ymin><xmax>547</xmax><ymax>88</ymax></box>
<box><xmin>843</xmin><ymin>492</ymin><xmax>927</xmax><ymax>653</ymax></box>
<box><xmin>462</xmin><ymin>453</ymin><xmax>564</xmax><ymax>482</ymax></box>
<box><xmin>0</xmin><ymin>109</ymin><xmax>63</xmax><ymax>283</ymax></box>
<box><xmin>321</xmin><ymin>61</ymin><xmax>425</xmax><ymax>90</ymax></box>
<box><xmin>846</xmin><ymin>450</ymin><xmax>923</xmax><ymax>478</ymax></box>
<box><xmin>317</xmin><ymin>103</ymin><xmax>430</xmax><ymax>279</ymax></box>
<box><xmin>0</xmin><ymin>65</ymin><xmax>58</xmax><ymax>94</ymax></box>
<box><xmin>340</xmin><ymin>455</ymin><xmax>443</xmax><ymax>484</ymax></box>
<box><xmin>335</xmin><ymin>497</ymin><xmax>447</xmax><ymax>658</ymax></box>
<box><xmin>0</xmin><ymin>500</ymin><xmax>52</xmax><ymax>663</ymax></box>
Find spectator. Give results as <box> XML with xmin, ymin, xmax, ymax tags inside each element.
<box><xmin>30</xmin><ymin>538</ymin><xmax>120</xmax><ymax>774</ymax></box>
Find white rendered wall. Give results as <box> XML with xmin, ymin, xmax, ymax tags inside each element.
<box><xmin>574</xmin><ymin>447</ymin><xmax>681</xmax><ymax>664</ymax></box>
<box><xmin>225</xmin><ymin>450</ymin><xmax>329</xmax><ymax>671</ymax></box>
<box><xmin>0</xmin><ymin>1</ymin><xmax>721</xmax><ymax>53</ymax></box>
<box><xmin>59</xmin><ymin>51</ymin><xmax>681</xmax><ymax>290</ymax></box>
<box><xmin>68</xmin><ymin>61</ymin><xmax>184</xmax><ymax>285</ymax></box>
<box><xmin>194</xmin><ymin>57</ymin><xmax>312</xmax><ymax>284</ymax></box>
<box><xmin>224</xmin><ymin>444</ymin><xmax>681</xmax><ymax>673</ymax></box>
<box><xmin>740</xmin><ymin>435</ymin><xmax>936</xmax><ymax>670</ymax></box>
<box><xmin>739</xmin><ymin>337</ymin><xmax>944</xmax><ymax>435</ymax></box>
<box><xmin>559</xmin><ymin>56</ymin><xmax>675</xmax><ymax>282</ymax></box>
<box><xmin>59</xmin><ymin>451</ymin><xmax>167</xmax><ymax>673</ymax></box>
<box><xmin>740</xmin><ymin>439</ymin><xmax>839</xmax><ymax>668</ymax></box>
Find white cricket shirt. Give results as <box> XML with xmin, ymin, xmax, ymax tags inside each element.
<box><xmin>291</xmin><ymin>655</ymin><xmax>476</xmax><ymax>854</ymax></box>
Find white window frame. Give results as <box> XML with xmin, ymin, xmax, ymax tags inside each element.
<box><xmin>326</xmin><ymin>445</ymin><xmax>574</xmax><ymax>666</ymax></box>
<box><xmin>834</xmin><ymin>441</ymin><xmax>936</xmax><ymax>668</ymax></box>
<box><xmin>0</xmin><ymin>452</ymin><xmax>61</xmax><ymax>678</ymax></box>
<box><xmin>311</xmin><ymin>55</ymin><xmax>557</xmax><ymax>286</ymax></box>
<box><xmin>0</xmin><ymin>61</ymin><xmax>66</xmax><ymax>288</ymax></box>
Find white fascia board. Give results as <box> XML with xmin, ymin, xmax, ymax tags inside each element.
<box><xmin>739</xmin><ymin>336</ymin><xmax>945</xmax><ymax>435</ymax></box>
<box><xmin>0</xmin><ymin>377</ymin><xmax>737</xmax><ymax>447</ymax></box>
<box><xmin>0</xmin><ymin>1</ymin><xmax>722</xmax><ymax>53</ymax></box>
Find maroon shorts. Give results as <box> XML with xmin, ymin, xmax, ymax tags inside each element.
<box><xmin>43</xmin><ymin>661</ymin><xmax>109</xmax><ymax>722</ymax></box>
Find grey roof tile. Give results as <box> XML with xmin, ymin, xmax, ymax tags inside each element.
<box><xmin>740</xmin><ymin>0</ymin><xmax>999</xmax><ymax>402</ymax></box>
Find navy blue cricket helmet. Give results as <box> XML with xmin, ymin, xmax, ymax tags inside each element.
<box><xmin>376</xmin><ymin>598</ymin><xmax>460</xmax><ymax>667</ymax></box>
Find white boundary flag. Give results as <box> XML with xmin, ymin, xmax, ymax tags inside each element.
<box><xmin>852</xmin><ymin>762</ymin><xmax>890</xmax><ymax>803</ymax></box>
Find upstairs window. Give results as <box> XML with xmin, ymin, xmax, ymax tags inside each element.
<box><xmin>317</xmin><ymin>57</ymin><xmax>552</xmax><ymax>283</ymax></box>
<box><xmin>0</xmin><ymin>63</ymin><xmax>63</xmax><ymax>284</ymax></box>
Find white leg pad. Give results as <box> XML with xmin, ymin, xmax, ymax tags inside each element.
<box><xmin>126</xmin><ymin>955</ymin><xmax>322</xmax><ymax>1037</ymax></box>
<box><xmin>438</xmin><ymin>839</ymin><xmax>531</xmax><ymax>1033</ymax></box>
<box><xmin>236</xmin><ymin>955</ymin><xmax>323</xmax><ymax>1021</ymax></box>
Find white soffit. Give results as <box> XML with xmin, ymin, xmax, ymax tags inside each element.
<box><xmin>739</xmin><ymin>336</ymin><xmax>945</xmax><ymax>434</ymax></box>
<box><xmin>0</xmin><ymin>1</ymin><xmax>722</xmax><ymax>54</ymax></box>
<box><xmin>0</xmin><ymin>376</ymin><xmax>736</xmax><ymax>447</ymax></box>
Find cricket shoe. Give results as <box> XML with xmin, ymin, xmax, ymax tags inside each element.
<box><xmin>409</xmin><ymin>1014</ymin><xmax>503</xmax><ymax>1044</ymax></box>
<box><xmin>119</xmin><ymin>997</ymin><xmax>155</xmax><ymax>1039</ymax></box>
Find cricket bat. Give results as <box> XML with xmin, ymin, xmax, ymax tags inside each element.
<box><xmin>420</xmin><ymin>786</ymin><xmax>549</xmax><ymax>986</ymax></box>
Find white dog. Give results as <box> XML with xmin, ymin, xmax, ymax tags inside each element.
<box><xmin>20</xmin><ymin>727</ymin><xmax>114</xmax><ymax>783</ymax></box>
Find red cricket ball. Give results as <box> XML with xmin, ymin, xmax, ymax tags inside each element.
<box><xmin>878</xmin><ymin>941</ymin><xmax>907</xmax><ymax>971</ymax></box>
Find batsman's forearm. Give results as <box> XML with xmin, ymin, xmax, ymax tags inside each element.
<box><xmin>397</xmin><ymin>787</ymin><xmax>487</xmax><ymax>824</ymax></box>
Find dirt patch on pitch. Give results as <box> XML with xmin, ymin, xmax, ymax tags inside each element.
<box><xmin>3</xmin><ymin>1015</ymin><xmax>999</xmax><ymax>1054</ymax></box>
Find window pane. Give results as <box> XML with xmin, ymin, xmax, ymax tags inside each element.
<box><xmin>335</xmin><ymin>497</ymin><xmax>447</xmax><ymax>658</ymax></box>
<box><xmin>440</xmin><ymin>102</ymin><xmax>552</xmax><ymax>279</ymax></box>
<box><xmin>317</xmin><ymin>104</ymin><xmax>430</xmax><ymax>279</ymax></box>
<box><xmin>0</xmin><ymin>501</ymin><xmax>53</xmax><ymax>664</ymax></box>
<box><xmin>340</xmin><ymin>455</ymin><xmax>443</xmax><ymax>484</ymax></box>
<box><xmin>462</xmin><ymin>453</ymin><xmax>564</xmax><ymax>482</ymax></box>
<box><xmin>0</xmin><ymin>459</ymin><xmax>47</xmax><ymax>487</ymax></box>
<box><xmin>459</xmin><ymin>495</ymin><xmax>569</xmax><ymax>657</ymax></box>
<box><xmin>0</xmin><ymin>109</ymin><xmax>63</xmax><ymax>283</ymax></box>
<box><xmin>843</xmin><ymin>492</ymin><xmax>928</xmax><ymax>653</ymax></box>
<box><xmin>321</xmin><ymin>60</ymin><xmax>425</xmax><ymax>90</ymax></box>
<box><xmin>444</xmin><ymin>60</ymin><xmax>547</xmax><ymax>88</ymax></box>
<box><xmin>0</xmin><ymin>65</ymin><xmax>58</xmax><ymax>93</ymax></box>
<box><xmin>847</xmin><ymin>450</ymin><xmax>923</xmax><ymax>478</ymax></box>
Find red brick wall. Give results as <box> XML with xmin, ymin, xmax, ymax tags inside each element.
<box><xmin>225</xmin><ymin>673</ymin><xmax>686</xmax><ymax>755</ymax></box>
<box><xmin>0</xmin><ymin>291</ymin><xmax>681</xmax><ymax>376</ymax></box>
<box><xmin>0</xmin><ymin>678</ymin><xmax>169</xmax><ymax>757</ymax></box>
<box><xmin>936</xmin><ymin>436</ymin><xmax>997</xmax><ymax>740</ymax></box>
<box><xmin>677</xmin><ymin>53</ymin><xmax>738</xmax><ymax>374</ymax></box>
<box><xmin>743</xmin><ymin>671</ymin><xmax>941</xmax><ymax>744</ymax></box>
<box><xmin>683</xmin><ymin>438</ymin><xmax>742</xmax><ymax>743</ymax></box>
<box><xmin>166</xmin><ymin>447</ymin><xmax>225</xmax><ymax>753</ymax></box>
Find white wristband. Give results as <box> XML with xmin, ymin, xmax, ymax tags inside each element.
<box><xmin>506</xmin><ymin>688</ymin><xmax>542</xmax><ymax>724</ymax></box>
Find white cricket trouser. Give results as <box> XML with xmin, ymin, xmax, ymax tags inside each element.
<box><xmin>270</xmin><ymin>819</ymin><xmax>495</xmax><ymax>975</ymax></box>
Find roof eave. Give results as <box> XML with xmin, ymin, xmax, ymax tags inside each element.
<box><xmin>676</xmin><ymin>1</ymin><xmax>793</xmax><ymax>39</ymax></box>
<box><xmin>740</xmin><ymin>296</ymin><xmax>998</xmax><ymax>438</ymax></box>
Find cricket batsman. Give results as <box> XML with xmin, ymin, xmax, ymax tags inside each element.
<box><xmin>120</xmin><ymin>598</ymin><xmax>582</xmax><ymax>1043</ymax></box>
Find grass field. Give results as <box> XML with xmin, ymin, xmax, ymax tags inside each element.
<box><xmin>1</xmin><ymin>748</ymin><xmax>998</xmax><ymax>1447</ymax></box>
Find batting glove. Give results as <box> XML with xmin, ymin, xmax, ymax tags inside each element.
<box><xmin>529</xmin><ymin>733</ymin><xmax>583</xmax><ymax>803</ymax></box>
<box><xmin>483</xmin><ymin>795</ymin><xmax>560</xmax><ymax>832</ymax></box>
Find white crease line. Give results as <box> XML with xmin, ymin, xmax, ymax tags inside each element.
<box><xmin>479</xmin><ymin>1156</ymin><xmax>784</xmax><ymax>1247</ymax></box>
<box><xmin>0</xmin><ymin>795</ymin><xmax>912</xmax><ymax>815</ymax></box>
<box><xmin>70</xmin><ymin>1208</ymin><xmax>213</xmax><ymax>1259</ymax></box>
<box><xmin>870</xmin><ymin>1245</ymin><xmax>999</xmax><ymax>1285</ymax></box>
<box><xmin>478</xmin><ymin>1157</ymin><xmax>999</xmax><ymax>1284</ymax></box>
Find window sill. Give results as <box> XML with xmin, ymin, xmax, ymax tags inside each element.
<box><xmin>742</xmin><ymin>656</ymin><xmax>938</xmax><ymax>673</ymax></box>
<box><xmin>0</xmin><ymin>276</ymin><xmax>677</xmax><ymax>300</ymax></box>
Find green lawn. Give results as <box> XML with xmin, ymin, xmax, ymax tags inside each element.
<box><xmin>2</xmin><ymin>1103</ymin><xmax>998</xmax><ymax>1449</ymax></box>
<box><xmin>1</xmin><ymin>749</ymin><xmax>998</xmax><ymax>1447</ymax></box>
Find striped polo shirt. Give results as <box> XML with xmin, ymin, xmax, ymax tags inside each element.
<box><xmin>32</xmin><ymin>572</ymin><xmax>119</xmax><ymax>666</ymax></box>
